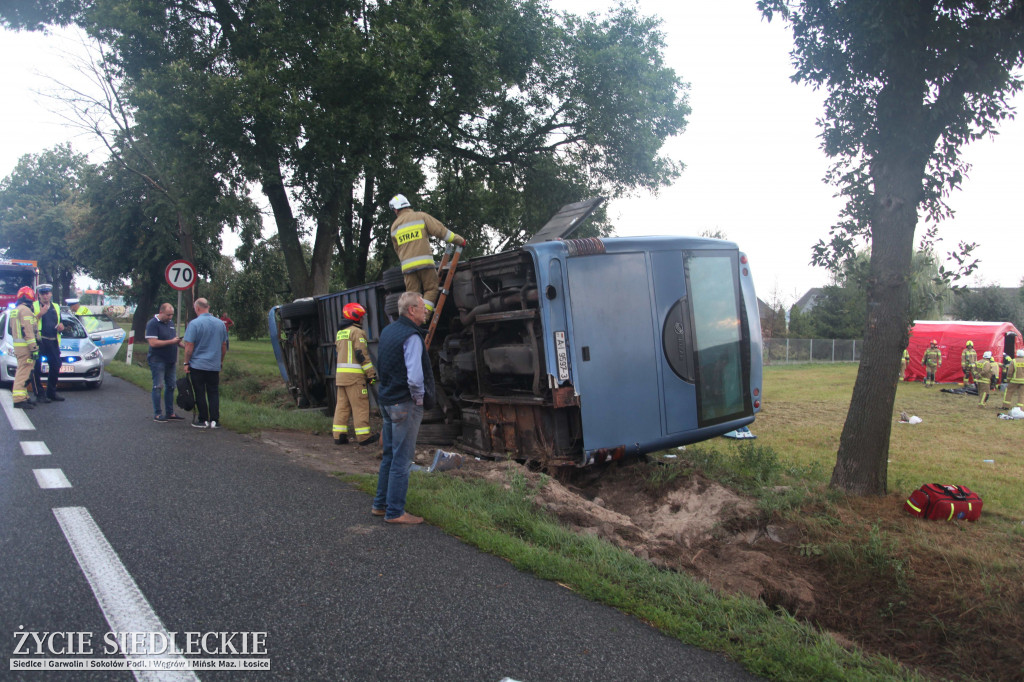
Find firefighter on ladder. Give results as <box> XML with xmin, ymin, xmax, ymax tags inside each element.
<box><xmin>10</xmin><ymin>286</ymin><xmax>39</xmax><ymax>408</ymax></box>
<box><xmin>333</xmin><ymin>302</ymin><xmax>379</xmax><ymax>446</ymax></box>
<box><xmin>388</xmin><ymin>194</ymin><xmax>465</xmax><ymax>322</ymax></box>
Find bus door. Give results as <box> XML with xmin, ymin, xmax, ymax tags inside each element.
<box><xmin>566</xmin><ymin>251</ymin><xmax>662</xmax><ymax>451</ymax></box>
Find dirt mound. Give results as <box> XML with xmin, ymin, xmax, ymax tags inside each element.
<box><xmin>254</xmin><ymin>430</ymin><xmax>1022</xmax><ymax>680</ymax></box>
<box><xmin>256</xmin><ymin>431</ymin><xmax>822</xmax><ymax>619</ymax></box>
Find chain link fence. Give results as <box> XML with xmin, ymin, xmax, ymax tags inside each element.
<box><xmin>763</xmin><ymin>338</ymin><xmax>862</xmax><ymax>364</ymax></box>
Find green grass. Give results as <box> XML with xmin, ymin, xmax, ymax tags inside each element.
<box><xmin>101</xmin><ymin>338</ymin><xmax>1021</xmax><ymax>679</ymax></box>
<box><xmin>104</xmin><ymin>338</ymin><xmax>333</xmax><ymax>433</ymax></box>
<box><xmin>342</xmin><ymin>468</ymin><xmax>923</xmax><ymax>682</ymax></box>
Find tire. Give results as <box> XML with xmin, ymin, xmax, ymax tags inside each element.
<box><xmin>85</xmin><ymin>377</ymin><xmax>102</xmax><ymax>389</ymax></box>
<box><xmin>382</xmin><ymin>267</ymin><xmax>405</xmax><ymax>293</ymax></box>
<box><xmin>384</xmin><ymin>292</ymin><xmax>401</xmax><ymax>318</ymax></box>
<box><xmin>279</xmin><ymin>298</ymin><xmax>317</xmax><ymax>320</ymax></box>
<box><xmin>416</xmin><ymin>421</ymin><xmax>460</xmax><ymax>446</ymax></box>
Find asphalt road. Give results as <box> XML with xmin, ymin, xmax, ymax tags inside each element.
<box><xmin>1</xmin><ymin>373</ymin><xmax>761</xmax><ymax>681</ymax></box>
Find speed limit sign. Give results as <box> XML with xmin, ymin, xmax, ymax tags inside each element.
<box><xmin>165</xmin><ymin>259</ymin><xmax>196</xmax><ymax>291</ymax></box>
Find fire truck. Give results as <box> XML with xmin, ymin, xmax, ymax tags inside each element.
<box><xmin>0</xmin><ymin>258</ymin><xmax>39</xmax><ymax>308</ymax></box>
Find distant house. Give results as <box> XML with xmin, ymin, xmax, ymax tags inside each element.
<box><xmin>794</xmin><ymin>287</ymin><xmax>824</xmax><ymax>314</ymax></box>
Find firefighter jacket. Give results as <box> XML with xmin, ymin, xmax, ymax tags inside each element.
<box><xmin>1009</xmin><ymin>357</ymin><xmax>1024</xmax><ymax>384</ymax></box>
<box><xmin>390</xmin><ymin>209</ymin><xmax>463</xmax><ymax>274</ymax></box>
<box><xmin>975</xmin><ymin>358</ymin><xmax>1000</xmax><ymax>385</ymax></box>
<box><xmin>922</xmin><ymin>347</ymin><xmax>942</xmax><ymax>367</ymax></box>
<box><xmin>901</xmin><ymin>349</ymin><xmax>909</xmax><ymax>361</ymax></box>
<box><xmin>961</xmin><ymin>347</ymin><xmax>977</xmax><ymax>368</ymax></box>
<box><xmin>11</xmin><ymin>302</ymin><xmax>38</xmax><ymax>351</ymax></box>
<box><xmin>335</xmin><ymin>321</ymin><xmax>376</xmax><ymax>386</ymax></box>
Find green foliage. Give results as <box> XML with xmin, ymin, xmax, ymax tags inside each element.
<box><xmin>760</xmin><ymin>0</ymin><xmax>1024</xmax><ymax>494</ymax></box>
<box><xmin>8</xmin><ymin>0</ymin><xmax>689</xmax><ymax>299</ymax></box>
<box><xmin>228</xmin><ymin>236</ymin><xmax>292</xmax><ymax>341</ymax></box>
<box><xmin>949</xmin><ymin>284</ymin><xmax>1024</xmax><ymax>331</ymax></box>
<box><xmin>0</xmin><ymin>144</ymin><xmax>91</xmax><ymax>300</ymax></box>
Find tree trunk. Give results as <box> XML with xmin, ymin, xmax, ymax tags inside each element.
<box><xmin>830</xmin><ymin>153</ymin><xmax>924</xmax><ymax>495</ymax></box>
<box><xmin>261</xmin><ymin>163</ymin><xmax>312</xmax><ymax>298</ymax></box>
<box><xmin>356</xmin><ymin>172</ymin><xmax>376</xmax><ymax>284</ymax></box>
<box><xmin>131</xmin><ymin>285</ymin><xmax>157</xmax><ymax>349</ymax></box>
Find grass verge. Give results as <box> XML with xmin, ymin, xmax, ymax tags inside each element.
<box><xmin>341</xmin><ymin>468</ymin><xmax>922</xmax><ymax>682</ymax></box>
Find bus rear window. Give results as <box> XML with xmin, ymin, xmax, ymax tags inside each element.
<box><xmin>685</xmin><ymin>252</ymin><xmax>750</xmax><ymax>426</ymax></box>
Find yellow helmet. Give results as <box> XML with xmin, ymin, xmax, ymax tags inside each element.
<box><xmin>966</xmin><ymin>340</ymin><xmax>973</xmax><ymax>347</ymax></box>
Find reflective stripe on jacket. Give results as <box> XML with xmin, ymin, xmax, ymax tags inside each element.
<box><xmin>335</xmin><ymin>323</ymin><xmax>375</xmax><ymax>386</ymax></box>
<box><xmin>389</xmin><ymin>209</ymin><xmax>462</xmax><ymax>274</ymax></box>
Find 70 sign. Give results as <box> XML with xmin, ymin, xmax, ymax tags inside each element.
<box><xmin>165</xmin><ymin>259</ymin><xmax>196</xmax><ymax>291</ymax></box>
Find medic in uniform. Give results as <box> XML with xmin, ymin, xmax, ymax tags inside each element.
<box><xmin>388</xmin><ymin>194</ymin><xmax>466</xmax><ymax>321</ymax></box>
<box><xmin>332</xmin><ymin>302</ymin><xmax>379</xmax><ymax>446</ymax></box>
<box><xmin>9</xmin><ymin>286</ymin><xmax>39</xmax><ymax>408</ymax></box>
<box><xmin>960</xmin><ymin>340</ymin><xmax>977</xmax><ymax>386</ymax></box>
<box><xmin>1001</xmin><ymin>349</ymin><xmax>1024</xmax><ymax>411</ymax></box>
<box><xmin>922</xmin><ymin>340</ymin><xmax>942</xmax><ymax>387</ymax></box>
<box><xmin>974</xmin><ymin>351</ymin><xmax>1000</xmax><ymax>407</ymax></box>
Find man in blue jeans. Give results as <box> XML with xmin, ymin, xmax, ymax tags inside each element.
<box><xmin>183</xmin><ymin>297</ymin><xmax>229</xmax><ymax>429</ymax></box>
<box><xmin>145</xmin><ymin>303</ymin><xmax>184</xmax><ymax>422</ymax></box>
<box><xmin>372</xmin><ymin>291</ymin><xmax>432</xmax><ymax>524</ymax></box>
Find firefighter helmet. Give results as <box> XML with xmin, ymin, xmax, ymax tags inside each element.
<box><xmin>388</xmin><ymin>194</ymin><xmax>411</xmax><ymax>211</ymax></box>
<box><xmin>966</xmin><ymin>340</ymin><xmax>973</xmax><ymax>347</ymax></box>
<box><xmin>17</xmin><ymin>286</ymin><xmax>35</xmax><ymax>301</ymax></box>
<box><xmin>931</xmin><ymin>339</ymin><xmax>938</xmax><ymax>345</ymax></box>
<box><xmin>1017</xmin><ymin>349</ymin><xmax>1024</xmax><ymax>358</ymax></box>
<box><xmin>343</xmin><ymin>302</ymin><xmax>367</xmax><ymax>322</ymax></box>
<box><xmin>983</xmin><ymin>351</ymin><xmax>993</xmax><ymax>359</ymax></box>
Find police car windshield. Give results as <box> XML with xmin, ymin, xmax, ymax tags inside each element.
<box><xmin>61</xmin><ymin>315</ymin><xmax>88</xmax><ymax>339</ymax></box>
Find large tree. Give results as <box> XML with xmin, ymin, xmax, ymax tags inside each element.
<box><xmin>4</xmin><ymin>0</ymin><xmax>689</xmax><ymax>298</ymax></box>
<box><xmin>760</xmin><ymin>0</ymin><xmax>1024</xmax><ymax>494</ymax></box>
<box><xmin>0</xmin><ymin>144</ymin><xmax>91</xmax><ymax>301</ymax></box>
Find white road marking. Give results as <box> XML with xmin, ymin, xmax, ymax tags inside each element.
<box><xmin>1</xmin><ymin>389</ymin><xmax>35</xmax><ymax>430</ymax></box>
<box><xmin>20</xmin><ymin>441</ymin><xmax>51</xmax><ymax>456</ymax></box>
<box><xmin>53</xmin><ymin>507</ymin><xmax>200</xmax><ymax>682</ymax></box>
<box><xmin>33</xmin><ymin>468</ymin><xmax>72</xmax><ymax>489</ymax></box>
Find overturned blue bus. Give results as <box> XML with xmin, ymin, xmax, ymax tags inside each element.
<box><xmin>270</xmin><ymin>199</ymin><xmax>762</xmax><ymax>468</ymax></box>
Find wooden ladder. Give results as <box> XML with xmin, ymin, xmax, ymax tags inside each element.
<box><xmin>424</xmin><ymin>244</ymin><xmax>463</xmax><ymax>351</ymax></box>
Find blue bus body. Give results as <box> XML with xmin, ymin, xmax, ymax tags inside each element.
<box><xmin>272</xmin><ymin>222</ymin><xmax>761</xmax><ymax>467</ymax></box>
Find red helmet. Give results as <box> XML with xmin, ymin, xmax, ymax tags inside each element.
<box><xmin>343</xmin><ymin>302</ymin><xmax>367</xmax><ymax>322</ymax></box>
<box><xmin>17</xmin><ymin>286</ymin><xmax>35</xmax><ymax>301</ymax></box>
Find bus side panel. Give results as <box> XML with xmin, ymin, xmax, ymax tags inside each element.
<box><xmin>566</xmin><ymin>252</ymin><xmax>662</xmax><ymax>453</ymax></box>
<box><xmin>650</xmin><ymin>250</ymin><xmax>699</xmax><ymax>435</ymax></box>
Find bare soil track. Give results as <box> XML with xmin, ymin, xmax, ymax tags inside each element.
<box><xmin>255</xmin><ymin>430</ymin><xmax>1023</xmax><ymax>681</ymax></box>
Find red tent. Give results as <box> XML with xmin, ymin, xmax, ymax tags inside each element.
<box><xmin>905</xmin><ymin>321</ymin><xmax>1022</xmax><ymax>384</ymax></box>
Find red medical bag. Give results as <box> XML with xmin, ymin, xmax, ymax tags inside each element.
<box><xmin>904</xmin><ymin>484</ymin><xmax>982</xmax><ymax>522</ymax></box>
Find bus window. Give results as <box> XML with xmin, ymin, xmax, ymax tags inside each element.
<box><xmin>685</xmin><ymin>252</ymin><xmax>751</xmax><ymax>426</ymax></box>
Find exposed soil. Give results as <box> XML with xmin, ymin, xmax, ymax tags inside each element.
<box><xmin>253</xmin><ymin>430</ymin><xmax>1022</xmax><ymax>681</ymax></box>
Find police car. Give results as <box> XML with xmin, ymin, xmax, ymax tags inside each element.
<box><xmin>0</xmin><ymin>308</ymin><xmax>125</xmax><ymax>389</ymax></box>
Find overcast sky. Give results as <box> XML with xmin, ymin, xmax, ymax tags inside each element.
<box><xmin>2</xmin><ymin>2</ymin><xmax>1022</xmax><ymax>304</ymax></box>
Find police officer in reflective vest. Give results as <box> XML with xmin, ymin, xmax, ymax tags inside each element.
<box><xmin>10</xmin><ymin>286</ymin><xmax>39</xmax><ymax>408</ymax></box>
<box><xmin>33</xmin><ymin>283</ymin><xmax>66</xmax><ymax>403</ymax></box>
<box><xmin>922</xmin><ymin>340</ymin><xmax>942</xmax><ymax>386</ymax></box>
<box><xmin>388</xmin><ymin>194</ymin><xmax>465</xmax><ymax>321</ymax></box>
<box><xmin>960</xmin><ymin>340</ymin><xmax>977</xmax><ymax>386</ymax></box>
<box><xmin>1001</xmin><ymin>349</ymin><xmax>1024</xmax><ymax>410</ymax></box>
<box><xmin>333</xmin><ymin>303</ymin><xmax>379</xmax><ymax>446</ymax></box>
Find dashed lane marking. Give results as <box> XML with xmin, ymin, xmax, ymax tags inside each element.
<box><xmin>53</xmin><ymin>507</ymin><xmax>200</xmax><ymax>681</ymax></box>
<box><xmin>33</xmin><ymin>468</ymin><xmax>72</xmax><ymax>489</ymax></box>
<box><xmin>20</xmin><ymin>441</ymin><xmax>51</xmax><ymax>456</ymax></box>
<box><xmin>1</xmin><ymin>390</ymin><xmax>35</xmax><ymax>431</ymax></box>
